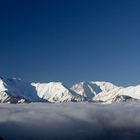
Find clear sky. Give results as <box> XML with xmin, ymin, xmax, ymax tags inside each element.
<box><xmin>0</xmin><ymin>0</ymin><xmax>140</xmax><ymax>86</ymax></box>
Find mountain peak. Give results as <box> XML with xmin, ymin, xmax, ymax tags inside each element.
<box><xmin>0</xmin><ymin>76</ymin><xmax>140</xmax><ymax>104</ymax></box>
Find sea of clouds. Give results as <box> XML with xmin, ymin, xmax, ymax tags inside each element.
<box><xmin>0</xmin><ymin>102</ymin><xmax>140</xmax><ymax>140</ymax></box>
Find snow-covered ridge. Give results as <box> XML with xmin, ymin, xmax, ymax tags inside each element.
<box><xmin>1</xmin><ymin>76</ymin><xmax>140</xmax><ymax>104</ymax></box>
<box><xmin>0</xmin><ymin>77</ymin><xmax>82</xmax><ymax>103</ymax></box>
<box><xmin>0</xmin><ymin>77</ymin><xmax>42</xmax><ymax>103</ymax></box>
<box><xmin>32</xmin><ymin>82</ymin><xmax>82</xmax><ymax>103</ymax></box>
<box><xmin>71</xmin><ymin>81</ymin><xmax>119</xmax><ymax>101</ymax></box>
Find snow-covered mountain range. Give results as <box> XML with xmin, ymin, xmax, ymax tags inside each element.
<box><xmin>0</xmin><ymin>76</ymin><xmax>140</xmax><ymax>104</ymax></box>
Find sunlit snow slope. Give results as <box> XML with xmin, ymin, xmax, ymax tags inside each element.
<box><xmin>0</xmin><ymin>76</ymin><xmax>140</xmax><ymax>103</ymax></box>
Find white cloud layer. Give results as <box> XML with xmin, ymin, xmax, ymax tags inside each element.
<box><xmin>0</xmin><ymin>103</ymin><xmax>140</xmax><ymax>140</ymax></box>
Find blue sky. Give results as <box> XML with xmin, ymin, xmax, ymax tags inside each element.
<box><xmin>0</xmin><ymin>0</ymin><xmax>140</xmax><ymax>86</ymax></box>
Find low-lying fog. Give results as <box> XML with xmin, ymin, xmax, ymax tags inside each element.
<box><xmin>0</xmin><ymin>103</ymin><xmax>140</xmax><ymax>140</ymax></box>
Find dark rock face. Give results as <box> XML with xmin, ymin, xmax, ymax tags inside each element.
<box><xmin>113</xmin><ymin>95</ymin><xmax>139</xmax><ymax>103</ymax></box>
